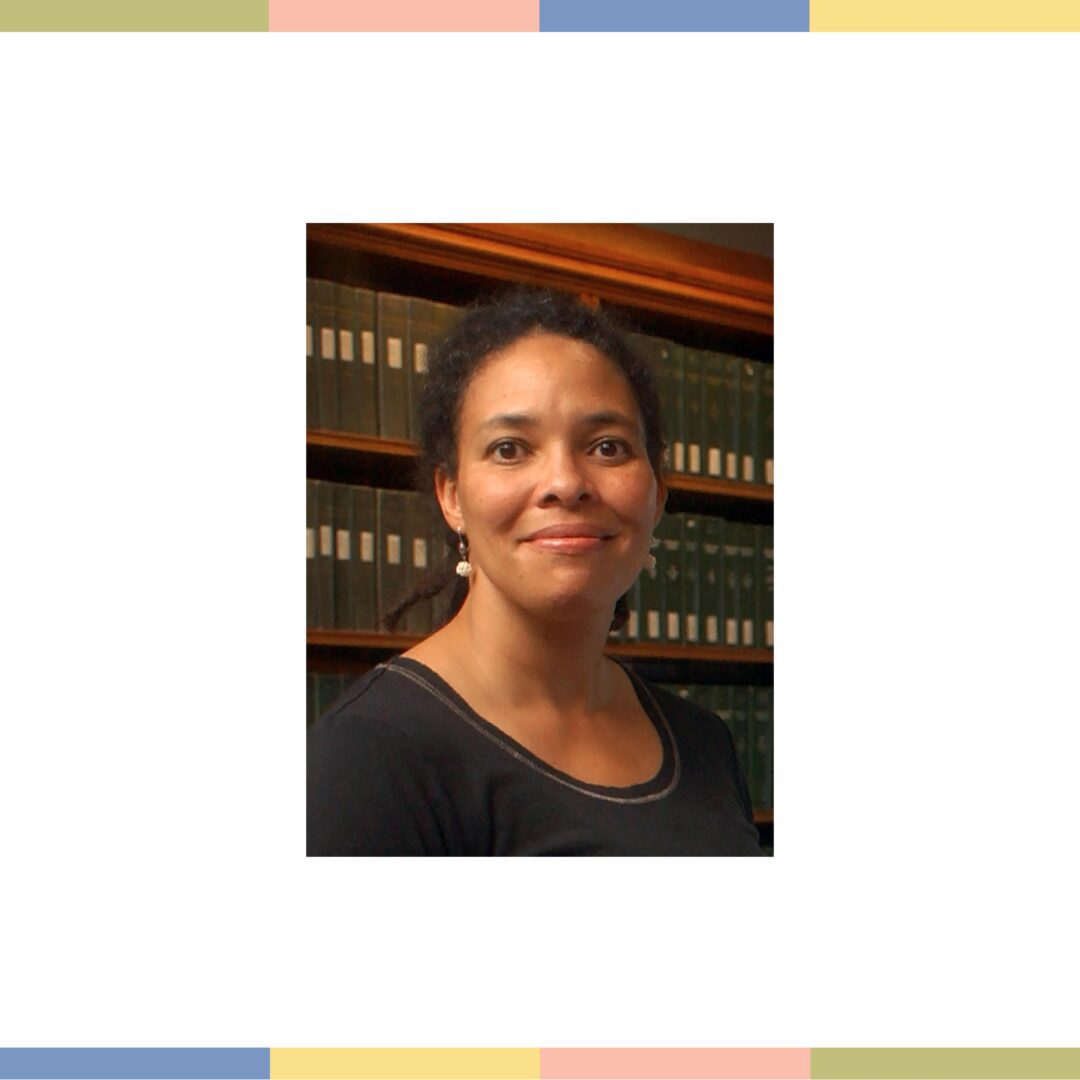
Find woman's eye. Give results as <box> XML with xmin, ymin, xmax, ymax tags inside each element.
<box><xmin>594</xmin><ymin>438</ymin><xmax>630</xmax><ymax>459</ymax></box>
<box><xmin>491</xmin><ymin>440</ymin><xmax>523</xmax><ymax>462</ymax></box>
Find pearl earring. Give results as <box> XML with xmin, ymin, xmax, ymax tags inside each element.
<box><xmin>455</xmin><ymin>529</ymin><xmax>473</xmax><ymax>577</ymax></box>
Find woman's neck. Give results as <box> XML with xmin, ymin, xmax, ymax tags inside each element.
<box><xmin>434</xmin><ymin>587</ymin><xmax>619</xmax><ymax>718</ymax></box>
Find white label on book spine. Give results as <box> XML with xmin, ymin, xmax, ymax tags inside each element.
<box><xmin>705</xmin><ymin>615</ymin><xmax>719</xmax><ymax>643</ymax></box>
<box><xmin>707</xmin><ymin>448</ymin><xmax>721</xmax><ymax>476</ymax></box>
<box><xmin>319</xmin><ymin>525</ymin><xmax>332</xmax><ymax>556</ymax></box>
<box><xmin>765</xmin><ymin>458</ymin><xmax>774</xmax><ymax>485</ymax></box>
<box><xmin>413</xmin><ymin>538</ymin><xmax>427</xmax><ymax>569</ymax></box>
<box><xmin>361</xmin><ymin>330</ymin><xmax>375</xmax><ymax>364</ymax></box>
<box><xmin>414</xmin><ymin>343</ymin><xmax>428</xmax><ymax>373</ymax></box>
<box><xmin>673</xmin><ymin>443</ymin><xmax>685</xmax><ymax>472</ymax></box>
<box><xmin>742</xmin><ymin>618</ymin><xmax>754</xmax><ymax>646</ymax></box>
<box><xmin>628</xmin><ymin>611</ymin><xmax>639</xmax><ymax>639</ymax></box>
<box><xmin>667</xmin><ymin>612</ymin><xmax>679</xmax><ymax>640</ymax></box>
<box><xmin>306</xmin><ymin>528</ymin><xmax>315</xmax><ymax>559</ymax></box>
<box><xmin>339</xmin><ymin>329</ymin><xmax>354</xmax><ymax>362</ymax></box>
<box><xmin>725</xmin><ymin>617</ymin><xmax>738</xmax><ymax>645</ymax></box>
<box><xmin>335</xmin><ymin>529</ymin><xmax>350</xmax><ymax>560</ymax></box>
<box><xmin>387</xmin><ymin>337</ymin><xmax>403</xmax><ymax>369</ymax></box>
<box><xmin>360</xmin><ymin>531</ymin><xmax>374</xmax><ymax>562</ymax></box>
<box><xmin>742</xmin><ymin>455</ymin><xmax>754</xmax><ymax>483</ymax></box>
<box><xmin>306</xmin><ymin>325</ymin><xmax>313</xmax><ymax>357</ymax></box>
<box><xmin>766</xmin><ymin>621</ymin><xmax>774</xmax><ymax>648</ymax></box>
<box><xmin>725</xmin><ymin>451</ymin><xmax>737</xmax><ymax>479</ymax></box>
<box><xmin>686</xmin><ymin>614</ymin><xmax>699</xmax><ymax>642</ymax></box>
<box><xmin>387</xmin><ymin>534</ymin><xmax>401</xmax><ymax>565</ymax></box>
<box><xmin>647</xmin><ymin>610</ymin><xmax>660</xmax><ymax>639</ymax></box>
<box><xmin>688</xmin><ymin>445</ymin><xmax>701</xmax><ymax>474</ymax></box>
<box><xmin>320</xmin><ymin>327</ymin><xmax>335</xmax><ymax>360</ymax></box>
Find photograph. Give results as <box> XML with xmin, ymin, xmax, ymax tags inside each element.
<box><xmin>305</xmin><ymin>223</ymin><xmax>773</xmax><ymax>855</ymax></box>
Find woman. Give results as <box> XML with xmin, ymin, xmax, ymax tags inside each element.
<box><xmin>307</xmin><ymin>289</ymin><xmax>763</xmax><ymax>856</ymax></box>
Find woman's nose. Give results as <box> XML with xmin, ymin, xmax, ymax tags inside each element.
<box><xmin>538</xmin><ymin>447</ymin><xmax>595</xmax><ymax>505</ymax></box>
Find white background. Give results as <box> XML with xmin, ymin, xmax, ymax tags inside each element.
<box><xmin>1</xmin><ymin>31</ymin><xmax>1079</xmax><ymax>1051</ymax></box>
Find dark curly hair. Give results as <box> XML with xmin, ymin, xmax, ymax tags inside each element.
<box><xmin>383</xmin><ymin>287</ymin><xmax>665</xmax><ymax>632</ymax></box>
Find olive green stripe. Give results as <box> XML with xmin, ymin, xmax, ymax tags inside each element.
<box><xmin>0</xmin><ymin>0</ymin><xmax>267</xmax><ymax>30</ymax></box>
<box><xmin>812</xmin><ymin>1048</ymin><xmax>1080</xmax><ymax>1079</ymax></box>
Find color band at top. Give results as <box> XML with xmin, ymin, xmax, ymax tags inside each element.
<box><xmin>3</xmin><ymin>0</ymin><xmax>1080</xmax><ymax>28</ymax></box>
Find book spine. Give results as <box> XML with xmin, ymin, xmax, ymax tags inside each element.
<box><xmin>407</xmin><ymin>297</ymin><xmax>435</xmax><ymax>445</ymax></box>
<box><xmin>335</xmin><ymin>283</ymin><xmax>361</xmax><ymax>433</ymax></box>
<box><xmin>740</xmin><ymin>359</ymin><xmax>761</xmax><ymax>483</ymax></box>
<box><xmin>721</xmin><ymin>354</ymin><xmax>741</xmax><ymax>481</ymax></box>
<box><xmin>732</xmin><ymin>685</ymin><xmax>753</xmax><ymax>802</ymax></box>
<box><xmin>684</xmin><ymin>347</ymin><xmax>703</xmax><ymax>476</ymax></box>
<box><xmin>377</xmin><ymin>293</ymin><xmax>410</xmax><ymax>440</ymax></box>
<box><xmin>376</xmin><ymin>487</ymin><xmax>409</xmax><ymax>630</ymax></box>
<box><xmin>333</xmin><ymin>482</ymin><xmax>355</xmax><ymax>629</ymax></box>
<box><xmin>667</xmin><ymin>342</ymin><xmax>686</xmax><ymax>474</ymax></box>
<box><xmin>306</xmin><ymin>479</ymin><xmax>317</xmax><ymax>629</ymax></box>
<box><xmin>402</xmin><ymin>490</ymin><xmax>433</xmax><ymax>637</ymax></box>
<box><xmin>757</xmin><ymin>525</ymin><xmax>774</xmax><ymax>649</ymax></box>
<box><xmin>356</xmin><ymin>288</ymin><xmax>379</xmax><ymax>436</ymax></box>
<box><xmin>315</xmin><ymin>279</ymin><xmax>339</xmax><ymax>431</ymax></box>
<box><xmin>701</xmin><ymin>516</ymin><xmax>723</xmax><ymax>645</ymax></box>
<box><xmin>736</xmin><ymin>522</ymin><xmax>757</xmax><ymax>647</ymax></box>
<box><xmin>752</xmin><ymin>686</ymin><xmax>773</xmax><ymax>813</ymax></box>
<box><xmin>659</xmin><ymin>512</ymin><xmax>682</xmax><ymax>644</ymax></box>
<box><xmin>315</xmin><ymin>480</ymin><xmax>335</xmax><ymax>629</ymax></box>
<box><xmin>760</xmin><ymin>362</ymin><xmax>774</xmax><ymax>486</ymax></box>
<box><xmin>680</xmin><ymin>514</ymin><xmax>702</xmax><ymax>645</ymax></box>
<box><xmin>702</xmin><ymin>350</ymin><xmax>724</xmax><ymax>478</ymax></box>
<box><xmin>307</xmin><ymin>671</ymin><xmax>317</xmax><ymax>726</ymax></box>
<box><xmin>306</xmin><ymin>279</ymin><xmax>318</xmax><ymax>430</ymax></box>
<box><xmin>624</xmin><ymin>577</ymin><xmax>641</xmax><ymax>642</ymax></box>
<box><xmin>354</xmin><ymin>485</ymin><xmax>377</xmax><ymax>631</ymax></box>
<box><xmin>722</xmin><ymin>522</ymin><xmax>740</xmax><ymax>647</ymax></box>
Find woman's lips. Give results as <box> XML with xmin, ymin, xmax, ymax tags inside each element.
<box><xmin>522</xmin><ymin>535</ymin><xmax>611</xmax><ymax>553</ymax></box>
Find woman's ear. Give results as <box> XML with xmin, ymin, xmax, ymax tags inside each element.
<box><xmin>434</xmin><ymin>467</ymin><xmax>464</xmax><ymax>533</ymax></box>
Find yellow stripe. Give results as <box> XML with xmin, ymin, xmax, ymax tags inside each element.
<box><xmin>270</xmin><ymin>1048</ymin><xmax>540</xmax><ymax>1080</ymax></box>
<box><xmin>811</xmin><ymin>0</ymin><xmax>1080</xmax><ymax>30</ymax></box>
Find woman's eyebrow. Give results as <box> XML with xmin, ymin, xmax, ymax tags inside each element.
<box><xmin>478</xmin><ymin>412</ymin><xmax>537</xmax><ymax>431</ymax></box>
<box><xmin>479</xmin><ymin>410</ymin><xmax>638</xmax><ymax>431</ymax></box>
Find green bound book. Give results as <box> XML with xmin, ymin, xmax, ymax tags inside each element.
<box><xmin>721</xmin><ymin>522</ymin><xmax>740</xmax><ymax>647</ymax></box>
<box><xmin>735</xmin><ymin>522</ymin><xmax>758</xmax><ymax>647</ymax></box>
<box><xmin>332</xmin><ymin>481</ymin><xmax>356</xmax><ymax>629</ymax></box>
<box><xmin>307</xmin><ymin>671</ymin><xmax>317</xmax><ymax>726</ymax></box>
<box><xmin>732</xmin><ymin>685</ymin><xmax>753</xmax><ymax>802</ymax></box>
<box><xmin>684</xmin><ymin>347</ymin><xmax>704</xmax><ymax>476</ymax></box>
<box><xmin>402</xmin><ymin>490</ymin><xmax>433</xmax><ymax>637</ymax></box>
<box><xmin>702</xmin><ymin>350</ymin><xmax>725</xmax><ymax>478</ymax></box>
<box><xmin>356</xmin><ymin>287</ymin><xmax>378</xmax><ymax>436</ymax></box>
<box><xmin>624</xmin><ymin>577</ymin><xmax>641</xmax><ymax>642</ymax></box>
<box><xmin>306</xmin><ymin>479</ymin><xmax>317</xmax><ymax>629</ymax></box>
<box><xmin>314</xmin><ymin>279</ymin><xmax>339</xmax><ymax>432</ymax></box>
<box><xmin>334</xmin><ymin>283</ymin><xmax>361</xmax><ymax>433</ymax></box>
<box><xmin>667</xmin><ymin>342</ymin><xmax>687</xmax><ymax>474</ymax></box>
<box><xmin>352</xmin><ymin>485</ymin><xmax>377</xmax><ymax>631</ymax></box>
<box><xmin>700</xmin><ymin>515</ymin><xmax>723</xmax><ymax>645</ymax></box>
<box><xmin>739</xmin><ymin>359</ymin><xmax>761</xmax><ymax>484</ymax></box>
<box><xmin>639</xmin><ymin>525</ymin><xmax>663</xmax><ymax>643</ymax></box>
<box><xmin>407</xmin><ymin>297</ymin><xmax>437</xmax><ymax>445</ymax></box>
<box><xmin>756</xmin><ymin>525</ymin><xmax>774</xmax><ymax>650</ymax></box>
<box><xmin>720</xmin><ymin>354</ymin><xmax>741</xmax><ymax>482</ymax></box>
<box><xmin>659</xmin><ymin>512</ymin><xmax>682</xmax><ymax>644</ymax></box>
<box><xmin>376</xmin><ymin>487</ymin><xmax>410</xmax><ymax>630</ymax></box>
<box><xmin>377</xmin><ymin>292</ymin><xmax>410</xmax><ymax>440</ymax></box>
<box><xmin>751</xmin><ymin>686</ymin><xmax>774</xmax><ymax>813</ymax></box>
<box><xmin>760</xmin><ymin>362</ymin><xmax>774</xmax><ymax>486</ymax></box>
<box><xmin>714</xmin><ymin>685</ymin><xmax>735</xmax><ymax>740</ymax></box>
<box><xmin>306</xmin><ymin>279</ymin><xmax>318</xmax><ymax>430</ymax></box>
<box><xmin>680</xmin><ymin>514</ymin><xmax>702</xmax><ymax>645</ymax></box>
<box><xmin>314</xmin><ymin>480</ymin><xmax>335</xmax><ymax>629</ymax></box>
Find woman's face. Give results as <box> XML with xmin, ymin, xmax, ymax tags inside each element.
<box><xmin>436</xmin><ymin>332</ymin><xmax>665</xmax><ymax>624</ymax></box>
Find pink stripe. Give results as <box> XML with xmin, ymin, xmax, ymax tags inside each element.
<box><xmin>269</xmin><ymin>0</ymin><xmax>538</xmax><ymax>30</ymax></box>
<box><xmin>541</xmin><ymin>1048</ymin><xmax>811</xmax><ymax>1080</ymax></box>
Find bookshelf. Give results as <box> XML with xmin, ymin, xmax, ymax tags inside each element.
<box><xmin>306</xmin><ymin>223</ymin><xmax>773</xmax><ymax>839</ymax></box>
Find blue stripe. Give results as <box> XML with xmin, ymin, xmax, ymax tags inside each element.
<box><xmin>0</xmin><ymin>1049</ymin><xmax>269</xmax><ymax>1079</ymax></box>
<box><xmin>540</xmin><ymin>0</ymin><xmax>809</xmax><ymax>30</ymax></box>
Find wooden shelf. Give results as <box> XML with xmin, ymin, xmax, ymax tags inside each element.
<box><xmin>308</xmin><ymin>223</ymin><xmax>773</xmax><ymax>340</ymax></box>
